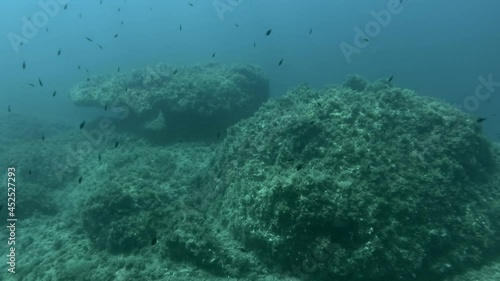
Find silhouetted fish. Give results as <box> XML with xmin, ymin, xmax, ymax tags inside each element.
<box><xmin>98</xmin><ymin>153</ymin><xmax>101</xmax><ymax>161</ymax></box>
<box><xmin>28</xmin><ymin>83</ymin><xmax>35</xmax><ymax>87</ymax></box>
<box><xmin>117</xmin><ymin>67</ymin><xmax>120</xmax><ymax>72</ymax></box>
<box><xmin>52</xmin><ymin>91</ymin><xmax>56</xmax><ymax>97</ymax></box>
<box><xmin>80</xmin><ymin>121</ymin><xmax>85</xmax><ymax>129</ymax></box>
<box><xmin>96</xmin><ymin>43</ymin><xmax>103</xmax><ymax>49</ymax></box>
<box><xmin>309</xmin><ymin>28</ymin><xmax>312</xmax><ymax>34</ymax></box>
<box><xmin>266</xmin><ymin>29</ymin><xmax>272</xmax><ymax>36</ymax></box>
<box><xmin>173</xmin><ymin>69</ymin><xmax>178</xmax><ymax>75</ymax></box>
<box><xmin>212</xmin><ymin>52</ymin><xmax>216</xmax><ymax>58</ymax></box>
<box><xmin>38</xmin><ymin>78</ymin><xmax>43</xmax><ymax>87</ymax></box>
<box><xmin>477</xmin><ymin>117</ymin><xmax>487</xmax><ymax>123</ymax></box>
<box><xmin>388</xmin><ymin>75</ymin><xmax>394</xmax><ymax>83</ymax></box>
<box><xmin>78</xmin><ymin>176</ymin><xmax>82</xmax><ymax>184</ymax></box>
<box><xmin>7</xmin><ymin>105</ymin><xmax>11</xmax><ymax>112</ymax></box>
<box><xmin>179</xmin><ymin>24</ymin><xmax>182</xmax><ymax>31</ymax></box>
<box><xmin>64</xmin><ymin>4</ymin><xmax>68</xmax><ymax>10</ymax></box>
<box><xmin>104</xmin><ymin>104</ymin><xmax>108</xmax><ymax>111</ymax></box>
<box><xmin>22</xmin><ymin>60</ymin><xmax>26</xmax><ymax>69</ymax></box>
<box><xmin>28</xmin><ymin>169</ymin><xmax>31</xmax><ymax>175</ymax></box>
<box><xmin>189</xmin><ymin>3</ymin><xmax>193</xmax><ymax>6</ymax></box>
<box><xmin>57</xmin><ymin>49</ymin><xmax>61</xmax><ymax>55</ymax></box>
<box><xmin>85</xmin><ymin>37</ymin><xmax>93</xmax><ymax>42</ymax></box>
<box><xmin>278</xmin><ymin>59</ymin><xmax>283</xmax><ymax>66</ymax></box>
<box><xmin>234</xmin><ymin>23</ymin><xmax>239</xmax><ymax>27</ymax></box>
<box><xmin>114</xmin><ymin>34</ymin><xmax>118</xmax><ymax>38</ymax></box>
<box><xmin>42</xmin><ymin>134</ymin><xmax>45</xmax><ymax>141</ymax></box>
<box><xmin>115</xmin><ymin>141</ymin><xmax>119</xmax><ymax>148</ymax></box>
<box><xmin>253</xmin><ymin>42</ymin><xmax>256</xmax><ymax>47</ymax></box>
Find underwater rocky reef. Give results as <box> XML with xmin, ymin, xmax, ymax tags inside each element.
<box><xmin>70</xmin><ymin>63</ymin><xmax>269</xmax><ymax>142</ymax></box>
<box><xmin>3</xmin><ymin>73</ymin><xmax>500</xmax><ymax>281</ymax></box>
<box><xmin>202</xmin><ymin>75</ymin><xmax>500</xmax><ymax>280</ymax></box>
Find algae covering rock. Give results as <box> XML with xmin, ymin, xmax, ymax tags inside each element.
<box><xmin>70</xmin><ymin>63</ymin><xmax>269</xmax><ymax>141</ymax></box>
<box><xmin>205</xmin><ymin>76</ymin><xmax>500</xmax><ymax>281</ymax></box>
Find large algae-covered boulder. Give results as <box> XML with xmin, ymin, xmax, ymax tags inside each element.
<box><xmin>205</xmin><ymin>75</ymin><xmax>500</xmax><ymax>281</ymax></box>
<box><xmin>70</xmin><ymin>63</ymin><xmax>269</xmax><ymax>141</ymax></box>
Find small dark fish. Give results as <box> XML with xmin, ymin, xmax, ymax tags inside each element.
<box><xmin>7</xmin><ymin>105</ymin><xmax>11</xmax><ymax>112</ymax></box>
<box><xmin>64</xmin><ymin>4</ymin><xmax>68</xmax><ymax>10</ymax></box>
<box><xmin>104</xmin><ymin>104</ymin><xmax>108</xmax><ymax>111</ymax></box>
<box><xmin>22</xmin><ymin>60</ymin><xmax>26</xmax><ymax>69</ymax></box>
<box><xmin>79</xmin><ymin>13</ymin><xmax>82</xmax><ymax>18</ymax></box>
<box><xmin>173</xmin><ymin>69</ymin><xmax>178</xmax><ymax>75</ymax></box>
<box><xmin>296</xmin><ymin>163</ymin><xmax>304</xmax><ymax>171</ymax></box>
<box><xmin>78</xmin><ymin>176</ymin><xmax>82</xmax><ymax>184</ymax></box>
<box><xmin>400</xmin><ymin>0</ymin><xmax>403</xmax><ymax>4</ymax></box>
<box><xmin>121</xmin><ymin>20</ymin><xmax>124</xmax><ymax>25</ymax></box>
<box><xmin>151</xmin><ymin>237</ymin><xmax>157</xmax><ymax>245</ymax></box>
<box><xmin>234</xmin><ymin>23</ymin><xmax>239</xmax><ymax>27</ymax></box>
<box><xmin>217</xmin><ymin>131</ymin><xmax>220</xmax><ymax>139</ymax></box>
<box><xmin>117</xmin><ymin>67</ymin><xmax>120</xmax><ymax>72</ymax></box>
<box><xmin>309</xmin><ymin>28</ymin><xmax>312</xmax><ymax>34</ymax></box>
<box><xmin>28</xmin><ymin>83</ymin><xmax>35</xmax><ymax>87</ymax></box>
<box><xmin>212</xmin><ymin>52</ymin><xmax>216</xmax><ymax>58</ymax></box>
<box><xmin>253</xmin><ymin>42</ymin><xmax>256</xmax><ymax>47</ymax></box>
<box><xmin>179</xmin><ymin>24</ymin><xmax>182</xmax><ymax>31</ymax></box>
<box><xmin>100</xmin><ymin>0</ymin><xmax>102</xmax><ymax>4</ymax></box>
<box><xmin>0</xmin><ymin>205</ymin><xmax>2</xmax><ymax>212</ymax></box>
<box><xmin>28</xmin><ymin>169</ymin><xmax>31</xmax><ymax>175</ymax></box>
<box><xmin>363</xmin><ymin>38</ymin><xmax>370</xmax><ymax>42</ymax></box>
<box><xmin>57</xmin><ymin>49</ymin><xmax>61</xmax><ymax>55</ymax></box>
<box><xmin>85</xmin><ymin>36</ymin><xmax>93</xmax><ymax>42</ymax></box>
<box><xmin>77</xmin><ymin>65</ymin><xmax>81</xmax><ymax>70</ymax></box>
<box><xmin>46</xmin><ymin>27</ymin><xmax>49</xmax><ymax>32</ymax></box>
<box><xmin>87</xmin><ymin>78</ymin><xmax>91</xmax><ymax>82</ymax></box>
<box><xmin>38</xmin><ymin>78</ymin><xmax>43</xmax><ymax>87</ymax></box>
<box><xmin>278</xmin><ymin>58</ymin><xmax>283</xmax><ymax>66</ymax></box>
<box><xmin>98</xmin><ymin>153</ymin><xmax>101</xmax><ymax>161</ymax></box>
<box><xmin>477</xmin><ymin>117</ymin><xmax>487</xmax><ymax>123</ymax></box>
<box><xmin>388</xmin><ymin>75</ymin><xmax>394</xmax><ymax>83</ymax></box>
<box><xmin>80</xmin><ymin>121</ymin><xmax>85</xmax><ymax>129</ymax></box>
<box><xmin>117</xmin><ymin>8</ymin><xmax>121</xmax><ymax>12</ymax></box>
<box><xmin>42</xmin><ymin>134</ymin><xmax>45</xmax><ymax>141</ymax></box>
<box><xmin>266</xmin><ymin>29</ymin><xmax>272</xmax><ymax>36</ymax></box>
<box><xmin>96</xmin><ymin>43</ymin><xmax>103</xmax><ymax>49</ymax></box>
<box><xmin>114</xmin><ymin>34</ymin><xmax>118</xmax><ymax>38</ymax></box>
<box><xmin>85</xmin><ymin>68</ymin><xmax>89</xmax><ymax>73</ymax></box>
<box><xmin>189</xmin><ymin>3</ymin><xmax>193</xmax><ymax>6</ymax></box>
<box><xmin>114</xmin><ymin>141</ymin><xmax>119</xmax><ymax>148</ymax></box>
<box><xmin>52</xmin><ymin>91</ymin><xmax>56</xmax><ymax>97</ymax></box>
